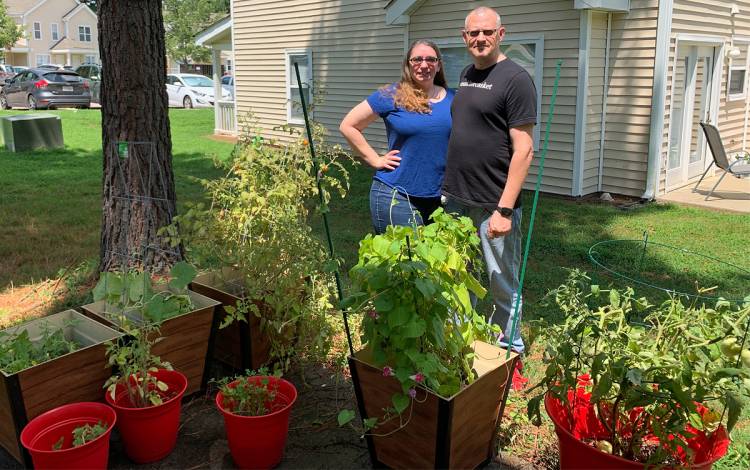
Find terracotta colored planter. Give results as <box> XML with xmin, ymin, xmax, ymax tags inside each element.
<box><xmin>216</xmin><ymin>376</ymin><xmax>297</xmax><ymax>469</ymax></box>
<box><xmin>545</xmin><ymin>394</ymin><xmax>730</xmax><ymax>469</ymax></box>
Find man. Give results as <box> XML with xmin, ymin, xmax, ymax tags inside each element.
<box><xmin>442</xmin><ymin>6</ymin><xmax>536</xmax><ymax>382</ymax></box>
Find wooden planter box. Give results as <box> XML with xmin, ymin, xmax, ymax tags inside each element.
<box><xmin>81</xmin><ymin>290</ymin><xmax>219</xmax><ymax>396</ymax></box>
<box><xmin>349</xmin><ymin>341</ymin><xmax>518</xmax><ymax>470</ymax></box>
<box><xmin>0</xmin><ymin>309</ymin><xmax>122</xmax><ymax>465</ymax></box>
<box><xmin>189</xmin><ymin>270</ymin><xmax>272</xmax><ymax>371</ymax></box>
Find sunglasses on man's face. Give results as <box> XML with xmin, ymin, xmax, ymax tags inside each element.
<box><xmin>409</xmin><ymin>56</ymin><xmax>439</xmax><ymax>65</ymax></box>
<box><xmin>464</xmin><ymin>29</ymin><xmax>498</xmax><ymax>38</ymax></box>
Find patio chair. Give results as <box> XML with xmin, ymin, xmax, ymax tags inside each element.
<box><xmin>693</xmin><ymin>122</ymin><xmax>750</xmax><ymax>200</ymax></box>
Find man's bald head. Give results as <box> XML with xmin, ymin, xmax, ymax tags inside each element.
<box><xmin>465</xmin><ymin>6</ymin><xmax>502</xmax><ymax>29</ymax></box>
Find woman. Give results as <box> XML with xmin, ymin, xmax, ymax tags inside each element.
<box><xmin>339</xmin><ymin>40</ymin><xmax>452</xmax><ymax>234</ymax></box>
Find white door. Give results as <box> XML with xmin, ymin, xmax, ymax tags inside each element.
<box><xmin>667</xmin><ymin>45</ymin><xmax>717</xmax><ymax>189</ymax></box>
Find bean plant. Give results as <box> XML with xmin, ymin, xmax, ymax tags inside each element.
<box><xmin>528</xmin><ymin>270</ymin><xmax>750</xmax><ymax>466</ymax></box>
<box><xmin>340</xmin><ymin>209</ymin><xmax>500</xmax><ymax>426</ymax></box>
<box><xmin>0</xmin><ymin>319</ymin><xmax>79</xmax><ymax>375</ymax></box>
<box><xmin>162</xmin><ymin>117</ymin><xmax>352</xmax><ymax>370</ymax></box>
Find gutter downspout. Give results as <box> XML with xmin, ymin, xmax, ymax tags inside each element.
<box><xmin>598</xmin><ymin>12</ymin><xmax>612</xmax><ymax>192</ymax></box>
<box><xmin>643</xmin><ymin>0</ymin><xmax>674</xmax><ymax>199</ymax></box>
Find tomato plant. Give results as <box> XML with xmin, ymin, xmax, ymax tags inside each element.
<box><xmin>528</xmin><ymin>270</ymin><xmax>750</xmax><ymax>466</ymax></box>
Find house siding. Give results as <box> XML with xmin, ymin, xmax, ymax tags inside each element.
<box><xmin>599</xmin><ymin>0</ymin><xmax>659</xmax><ymax>197</ymax></box>
<box><xmin>410</xmin><ymin>0</ymin><xmax>581</xmax><ymax>196</ymax></box>
<box><xmin>231</xmin><ymin>0</ymin><xmax>405</xmax><ymax>149</ymax></box>
<box><xmin>583</xmin><ymin>11</ymin><xmax>609</xmax><ymax>195</ymax></box>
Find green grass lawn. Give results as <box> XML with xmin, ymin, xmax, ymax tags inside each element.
<box><xmin>0</xmin><ymin>108</ymin><xmax>233</xmax><ymax>288</ymax></box>
<box><xmin>1</xmin><ymin>108</ymin><xmax>748</xmax><ymax>466</ymax></box>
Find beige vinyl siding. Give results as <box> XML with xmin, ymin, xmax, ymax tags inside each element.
<box><xmin>232</xmin><ymin>0</ymin><xmax>405</xmax><ymax>149</ymax></box>
<box><xmin>409</xmin><ymin>0</ymin><xmax>581</xmax><ymax>196</ymax></box>
<box><xmin>600</xmin><ymin>0</ymin><xmax>658</xmax><ymax>197</ymax></box>
<box><xmin>583</xmin><ymin>11</ymin><xmax>609</xmax><ymax>195</ymax></box>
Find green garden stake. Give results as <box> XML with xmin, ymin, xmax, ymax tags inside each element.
<box><xmin>505</xmin><ymin>59</ymin><xmax>563</xmax><ymax>359</ymax></box>
<box><xmin>294</xmin><ymin>62</ymin><xmax>354</xmax><ymax>356</ymax></box>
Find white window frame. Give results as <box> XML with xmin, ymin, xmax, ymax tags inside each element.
<box><xmin>434</xmin><ymin>34</ymin><xmax>544</xmax><ymax>148</ymax></box>
<box><xmin>36</xmin><ymin>54</ymin><xmax>50</xmax><ymax>67</ymax></box>
<box><xmin>728</xmin><ymin>40</ymin><xmax>750</xmax><ymax>101</ymax></box>
<box><xmin>285</xmin><ymin>48</ymin><xmax>313</xmax><ymax>125</ymax></box>
<box><xmin>33</xmin><ymin>22</ymin><xmax>41</xmax><ymax>40</ymax></box>
<box><xmin>50</xmin><ymin>23</ymin><xmax>59</xmax><ymax>41</ymax></box>
<box><xmin>84</xmin><ymin>55</ymin><xmax>96</xmax><ymax>64</ymax></box>
<box><xmin>226</xmin><ymin>59</ymin><xmax>233</xmax><ymax>72</ymax></box>
<box><xmin>78</xmin><ymin>25</ymin><xmax>92</xmax><ymax>42</ymax></box>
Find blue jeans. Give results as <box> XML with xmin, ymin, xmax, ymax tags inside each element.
<box><xmin>369</xmin><ymin>180</ymin><xmax>441</xmax><ymax>234</ymax></box>
<box><xmin>443</xmin><ymin>196</ymin><xmax>525</xmax><ymax>353</ymax></box>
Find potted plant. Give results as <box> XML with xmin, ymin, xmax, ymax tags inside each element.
<box><xmin>20</xmin><ymin>402</ymin><xmax>116</xmax><ymax>470</ymax></box>
<box><xmin>214</xmin><ymin>369</ymin><xmax>298</xmax><ymax>469</ymax></box>
<box><xmin>82</xmin><ymin>261</ymin><xmax>219</xmax><ymax>395</ymax></box>
<box><xmin>339</xmin><ymin>209</ymin><xmax>519</xmax><ymax>469</ymax></box>
<box><xmin>527</xmin><ymin>270</ymin><xmax>746</xmax><ymax>469</ymax></box>
<box><xmin>165</xmin><ymin>122</ymin><xmax>351</xmax><ymax>371</ymax></box>
<box><xmin>104</xmin><ymin>322</ymin><xmax>188</xmax><ymax>464</ymax></box>
<box><xmin>0</xmin><ymin>309</ymin><xmax>122</xmax><ymax>465</ymax></box>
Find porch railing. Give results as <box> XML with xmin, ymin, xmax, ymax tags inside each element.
<box><xmin>215</xmin><ymin>100</ymin><xmax>236</xmax><ymax>135</ymax></box>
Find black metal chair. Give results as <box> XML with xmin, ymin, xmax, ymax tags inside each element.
<box><xmin>694</xmin><ymin>122</ymin><xmax>750</xmax><ymax>200</ymax></box>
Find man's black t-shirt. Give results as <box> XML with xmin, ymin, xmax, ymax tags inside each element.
<box><xmin>442</xmin><ymin>58</ymin><xmax>537</xmax><ymax>209</ymax></box>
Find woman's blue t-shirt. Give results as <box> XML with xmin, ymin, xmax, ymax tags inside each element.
<box><xmin>366</xmin><ymin>85</ymin><xmax>454</xmax><ymax>198</ymax></box>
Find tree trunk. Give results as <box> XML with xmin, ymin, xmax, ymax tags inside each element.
<box><xmin>98</xmin><ymin>0</ymin><xmax>182</xmax><ymax>273</ymax></box>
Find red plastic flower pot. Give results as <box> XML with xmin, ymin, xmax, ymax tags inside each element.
<box><xmin>105</xmin><ymin>369</ymin><xmax>187</xmax><ymax>464</ymax></box>
<box><xmin>545</xmin><ymin>394</ymin><xmax>729</xmax><ymax>469</ymax></box>
<box><xmin>216</xmin><ymin>376</ymin><xmax>297</xmax><ymax>470</ymax></box>
<box><xmin>20</xmin><ymin>402</ymin><xmax>116</xmax><ymax>470</ymax></box>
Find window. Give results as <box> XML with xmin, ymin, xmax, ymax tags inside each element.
<box><xmin>437</xmin><ymin>36</ymin><xmax>544</xmax><ymax>146</ymax></box>
<box><xmin>50</xmin><ymin>23</ymin><xmax>59</xmax><ymax>41</ymax></box>
<box><xmin>226</xmin><ymin>59</ymin><xmax>233</xmax><ymax>72</ymax></box>
<box><xmin>78</xmin><ymin>25</ymin><xmax>92</xmax><ymax>42</ymax></box>
<box><xmin>33</xmin><ymin>22</ymin><xmax>41</xmax><ymax>40</ymax></box>
<box><xmin>285</xmin><ymin>49</ymin><xmax>312</xmax><ymax>124</ymax></box>
<box><xmin>36</xmin><ymin>54</ymin><xmax>50</xmax><ymax>67</ymax></box>
<box><xmin>728</xmin><ymin>43</ymin><xmax>748</xmax><ymax>101</ymax></box>
<box><xmin>84</xmin><ymin>55</ymin><xmax>96</xmax><ymax>64</ymax></box>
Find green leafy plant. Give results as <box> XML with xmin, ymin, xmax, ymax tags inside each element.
<box><xmin>52</xmin><ymin>421</ymin><xmax>109</xmax><ymax>450</ymax></box>
<box><xmin>104</xmin><ymin>323</ymin><xmax>173</xmax><ymax>408</ymax></box>
<box><xmin>161</xmin><ymin>116</ymin><xmax>352</xmax><ymax>370</ymax></box>
<box><xmin>339</xmin><ymin>209</ymin><xmax>500</xmax><ymax>427</ymax></box>
<box><xmin>0</xmin><ymin>319</ymin><xmax>79</xmax><ymax>374</ymax></box>
<box><xmin>215</xmin><ymin>368</ymin><xmax>282</xmax><ymax>416</ymax></box>
<box><xmin>528</xmin><ymin>270</ymin><xmax>750</xmax><ymax>466</ymax></box>
<box><xmin>92</xmin><ymin>261</ymin><xmax>197</xmax><ymax>325</ymax></box>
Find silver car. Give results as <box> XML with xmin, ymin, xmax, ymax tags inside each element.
<box><xmin>74</xmin><ymin>64</ymin><xmax>102</xmax><ymax>104</ymax></box>
<box><xmin>0</xmin><ymin>68</ymin><xmax>91</xmax><ymax>110</ymax></box>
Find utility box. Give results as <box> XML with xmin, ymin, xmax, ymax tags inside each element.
<box><xmin>0</xmin><ymin>114</ymin><xmax>64</xmax><ymax>152</ymax></box>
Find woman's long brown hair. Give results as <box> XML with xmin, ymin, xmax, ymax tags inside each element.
<box><xmin>384</xmin><ymin>39</ymin><xmax>448</xmax><ymax>114</ymax></box>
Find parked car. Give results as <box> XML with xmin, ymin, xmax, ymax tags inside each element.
<box><xmin>166</xmin><ymin>73</ymin><xmax>230</xmax><ymax>108</ymax></box>
<box><xmin>221</xmin><ymin>75</ymin><xmax>234</xmax><ymax>100</ymax></box>
<box><xmin>0</xmin><ymin>64</ymin><xmax>16</xmax><ymax>81</ymax></box>
<box><xmin>0</xmin><ymin>68</ymin><xmax>91</xmax><ymax>110</ymax></box>
<box><xmin>75</xmin><ymin>64</ymin><xmax>102</xmax><ymax>104</ymax></box>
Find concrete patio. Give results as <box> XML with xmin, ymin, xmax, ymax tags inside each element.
<box><xmin>659</xmin><ymin>174</ymin><xmax>750</xmax><ymax>213</ymax></box>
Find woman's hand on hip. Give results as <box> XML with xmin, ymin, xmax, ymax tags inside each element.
<box><xmin>371</xmin><ymin>150</ymin><xmax>401</xmax><ymax>170</ymax></box>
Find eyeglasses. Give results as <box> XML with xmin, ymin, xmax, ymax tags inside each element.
<box><xmin>409</xmin><ymin>56</ymin><xmax>439</xmax><ymax>65</ymax></box>
<box><xmin>464</xmin><ymin>29</ymin><xmax>498</xmax><ymax>38</ymax></box>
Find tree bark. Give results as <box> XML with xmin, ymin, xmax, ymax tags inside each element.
<box><xmin>98</xmin><ymin>0</ymin><xmax>182</xmax><ymax>273</ymax></box>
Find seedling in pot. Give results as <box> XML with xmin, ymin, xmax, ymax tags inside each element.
<box><xmin>215</xmin><ymin>368</ymin><xmax>282</xmax><ymax>416</ymax></box>
<box><xmin>51</xmin><ymin>421</ymin><xmax>109</xmax><ymax>450</ymax></box>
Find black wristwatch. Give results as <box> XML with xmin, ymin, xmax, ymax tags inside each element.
<box><xmin>495</xmin><ymin>206</ymin><xmax>513</xmax><ymax>217</ymax></box>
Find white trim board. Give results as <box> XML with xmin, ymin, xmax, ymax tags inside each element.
<box><xmin>572</xmin><ymin>10</ymin><xmax>591</xmax><ymax>197</ymax></box>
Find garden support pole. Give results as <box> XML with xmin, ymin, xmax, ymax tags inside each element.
<box><xmin>294</xmin><ymin>62</ymin><xmax>355</xmax><ymax>357</ymax></box>
<box><xmin>505</xmin><ymin>60</ymin><xmax>563</xmax><ymax>359</ymax></box>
